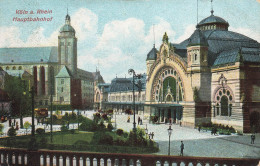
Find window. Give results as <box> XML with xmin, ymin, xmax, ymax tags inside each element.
<box><xmin>6</xmin><ymin>66</ymin><xmax>9</xmax><ymax>70</ymax></box>
<box><xmin>68</xmin><ymin>42</ymin><xmax>71</xmax><ymax>46</ymax></box>
<box><xmin>220</xmin><ymin>96</ymin><xmax>228</xmax><ymax>116</ymax></box>
<box><xmin>12</xmin><ymin>66</ymin><xmax>16</xmax><ymax>70</ymax></box>
<box><xmin>61</xmin><ymin>79</ymin><xmax>64</xmax><ymax>84</ymax></box>
<box><xmin>18</xmin><ymin>66</ymin><xmax>22</xmax><ymax>70</ymax></box>
<box><xmin>61</xmin><ymin>42</ymin><xmax>64</xmax><ymax>46</ymax></box>
<box><xmin>61</xmin><ymin>87</ymin><xmax>64</xmax><ymax>92</ymax></box>
<box><xmin>216</xmin><ymin>103</ymin><xmax>219</xmax><ymax>115</ymax></box>
<box><xmin>194</xmin><ymin>54</ymin><xmax>197</xmax><ymax>61</ymax></box>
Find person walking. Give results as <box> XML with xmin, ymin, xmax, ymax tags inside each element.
<box><xmin>251</xmin><ymin>134</ymin><xmax>255</xmax><ymax>144</ymax></box>
<box><xmin>180</xmin><ymin>141</ymin><xmax>184</xmax><ymax>156</ymax></box>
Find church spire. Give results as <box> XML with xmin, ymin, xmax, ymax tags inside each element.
<box><xmin>65</xmin><ymin>7</ymin><xmax>71</xmax><ymax>25</ymax></box>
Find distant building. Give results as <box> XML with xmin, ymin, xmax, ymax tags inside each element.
<box><xmin>145</xmin><ymin>10</ymin><xmax>260</xmax><ymax>132</ymax></box>
<box><xmin>94</xmin><ymin>75</ymin><xmax>146</xmax><ymax>115</ymax></box>
<box><xmin>0</xmin><ymin>14</ymin><xmax>103</xmax><ymax>110</ymax></box>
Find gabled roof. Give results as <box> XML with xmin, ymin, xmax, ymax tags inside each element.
<box><xmin>56</xmin><ymin>66</ymin><xmax>71</xmax><ymax>78</ymax></box>
<box><xmin>0</xmin><ymin>47</ymin><xmax>58</xmax><ymax>64</ymax></box>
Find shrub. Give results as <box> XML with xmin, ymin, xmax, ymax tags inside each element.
<box><xmin>116</xmin><ymin>129</ymin><xmax>124</xmax><ymax>136</ymax></box>
<box><xmin>61</xmin><ymin>125</ymin><xmax>69</xmax><ymax>132</ymax></box>
<box><xmin>70</xmin><ymin>129</ymin><xmax>76</xmax><ymax>134</ymax></box>
<box><xmin>99</xmin><ymin>134</ymin><xmax>114</xmax><ymax>145</ymax></box>
<box><xmin>229</xmin><ymin>126</ymin><xmax>236</xmax><ymax>133</ymax></box>
<box><xmin>39</xmin><ymin>137</ymin><xmax>48</xmax><ymax>147</ymax></box>
<box><xmin>8</xmin><ymin>126</ymin><xmax>17</xmax><ymax>137</ymax></box>
<box><xmin>107</xmin><ymin>122</ymin><xmax>113</xmax><ymax>132</ymax></box>
<box><xmin>0</xmin><ymin>124</ymin><xmax>3</xmax><ymax>135</ymax></box>
<box><xmin>36</xmin><ymin>128</ymin><xmax>45</xmax><ymax>135</ymax></box>
<box><xmin>99</xmin><ymin>121</ymin><xmax>106</xmax><ymax>130</ymax></box>
<box><xmin>114</xmin><ymin>138</ymin><xmax>126</xmax><ymax>146</ymax></box>
<box><xmin>102</xmin><ymin>113</ymin><xmax>108</xmax><ymax>121</ymax></box>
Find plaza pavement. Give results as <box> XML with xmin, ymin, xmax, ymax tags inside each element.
<box><xmin>112</xmin><ymin>113</ymin><xmax>260</xmax><ymax>159</ymax></box>
<box><xmin>1</xmin><ymin>110</ymin><xmax>259</xmax><ymax>159</ymax></box>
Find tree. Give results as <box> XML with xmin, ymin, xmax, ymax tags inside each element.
<box><xmin>193</xmin><ymin>87</ymin><xmax>201</xmax><ymax>102</ymax></box>
<box><xmin>4</xmin><ymin>74</ymin><xmax>31</xmax><ymax>128</ymax></box>
<box><xmin>24</xmin><ymin>121</ymin><xmax>31</xmax><ymax>134</ymax></box>
<box><xmin>0</xmin><ymin>124</ymin><xmax>3</xmax><ymax>135</ymax></box>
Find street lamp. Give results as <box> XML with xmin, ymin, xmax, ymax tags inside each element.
<box><xmin>50</xmin><ymin>84</ymin><xmax>53</xmax><ymax>143</ymax></box>
<box><xmin>128</xmin><ymin>69</ymin><xmax>142</xmax><ymax>132</ymax></box>
<box><xmin>73</xmin><ymin>93</ymin><xmax>80</xmax><ymax>130</ymax></box>
<box><xmin>28</xmin><ymin>86</ymin><xmax>37</xmax><ymax>151</ymax></box>
<box><xmin>167</xmin><ymin>125</ymin><xmax>173</xmax><ymax>156</ymax></box>
<box><xmin>145</xmin><ymin>124</ymin><xmax>148</xmax><ymax>137</ymax></box>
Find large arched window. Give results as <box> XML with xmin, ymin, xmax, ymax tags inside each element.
<box><xmin>214</xmin><ymin>87</ymin><xmax>233</xmax><ymax>117</ymax></box>
<box><xmin>220</xmin><ymin>96</ymin><xmax>228</xmax><ymax>116</ymax></box>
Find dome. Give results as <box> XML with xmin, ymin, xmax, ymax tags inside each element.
<box><xmin>60</xmin><ymin>24</ymin><xmax>75</xmax><ymax>33</ymax></box>
<box><xmin>198</xmin><ymin>15</ymin><xmax>228</xmax><ymax>26</ymax></box>
<box><xmin>187</xmin><ymin>29</ymin><xmax>208</xmax><ymax>46</ymax></box>
<box><xmin>146</xmin><ymin>45</ymin><xmax>158</xmax><ymax>61</ymax></box>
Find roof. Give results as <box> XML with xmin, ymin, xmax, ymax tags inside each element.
<box><xmin>5</xmin><ymin>70</ymin><xmax>25</xmax><ymax>77</ymax></box>
<box><xmin>60</xmin><ymin>24</ymin><xmax>75</xmax><ymax>33</ymax></box>
<box><xmin>146</xmin><ymin>45</ymin><xmax>158</xmax><ymax>60</ymax></box>
<box><xmin>55</xmin><ymin>66</ymin><xmax>71</xmax><ymax>78</ymax></box>
<box><xmin>178</xmin><ymin>29</ymin><xmax>260</xmax><ymax>66</ymax></box>
<box><xmin>187</xmin><ymin>29</ymin><xmax>208</xmax><ymax>46</ymax></box>
<box><xmin>213</xmin><ymin>47</ymin><xmax>260</xmax><ymax>66</ymax></box>
<box><xmin>0</xmin><ymin>47</ymin><xmax>58</xmax><ymax>64</ymax></box>
<box><xmin>109</xmin><ymin>74</ymin><xmax>146</xmax><ymax>92</ymax></box>
<box><xmin>77</xmin><ymin>68</ymin><xmax>94</xmax><ymax>81</ymax></box>
<box><xmin>198</xmin><ymin>13</ymin><xmax>229</xmax><ymax>27</ymax></box>
<box><xmin>92</xmin><ymin>71</ymin><xmax>105</xmax><ymax>83</ymax></box>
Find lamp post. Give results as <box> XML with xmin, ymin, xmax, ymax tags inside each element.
<box><xmin>28</xmin><ymin>86</ymin><xmax>37</xmax><ymax>151</ymax></box>
<box><xmin>128</xmin><ymin>69</ymin><xmax>142</xmax><ymax>132</ymax></box>
<box><xmin>167</xmin><ymin>125</ymin><xmax>173</xmax><ymax>156</ymax></box>
<box><xmin>50</xmin><ymin>84</ymin><xmax>53</xmax><ymax>143</ymax></box>
<box><xmin>145</xmin><ymin>124</ymin><xmax>148</xmax><ymax>138</ymax></box>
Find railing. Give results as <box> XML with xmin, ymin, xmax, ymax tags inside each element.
<box><xmin>0</xmin><ymin>148</ymin><xmax>258</xmax><ymax>166</ymax></box>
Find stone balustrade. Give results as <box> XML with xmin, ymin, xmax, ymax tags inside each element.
<box><xmin>0</xmin><ymin>148</ymin><xmax>258</xmax><ymax>166</ymax></box>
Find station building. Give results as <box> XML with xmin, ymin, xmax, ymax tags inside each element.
<box><xmin>145</xmin><ymin>10</ymin><xmax>260</xmax><ymax>132</ymax></box>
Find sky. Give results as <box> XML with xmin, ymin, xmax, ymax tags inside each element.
<box><xmin>0</xmin><ymin>0</ymin><xmax>260</xmax><ymax>82</ymax></box>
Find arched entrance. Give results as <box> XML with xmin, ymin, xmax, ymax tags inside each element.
<box><xmin>148</xmin><ymin>66</ymin><xmax>185</xmax><ymax>123</ymax></box>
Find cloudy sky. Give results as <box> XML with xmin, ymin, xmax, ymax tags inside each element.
<box><xmin>0</xmin><ymin>0</ymin><xmax>260</xmax><ymax>82</ymax></box>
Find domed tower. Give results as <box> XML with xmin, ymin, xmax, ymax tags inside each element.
<box><xmin>187</xmin><ymin>28</ymin><xmax>209</xmax><ymax>72</ymax></box>
<box><xmin>146</xmin><ymin>44</ymin><xmax>158</xmax><ymax>75</ymax></box>
<box><xmin>58</xmin><ymin>13</ymin><xmax>77</xmax><ymax>76</ymax></box>
<box><xmin>187</xmin><ymin>28</ymin><xmax>211</xmax><ymax>102</ymax></box>
<box><xmin>197</xmin><ymin>10</ymin><xmax>229</xmax><ymax>31</ymax></box>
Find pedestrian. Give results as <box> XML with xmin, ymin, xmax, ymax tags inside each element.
<box><xmin>151</xmin><ymin>132</ymin><xmax>154</xmax><ymax>139</ymax></box>
<box><xmin>127</xmin><ymin>116</ymin><xmax>130</xmax><ymax>123</ymax></box>
<box><xmin>169</xmin><ymin>118</ymin><xmax>172</xmax><ymax>125</ymax></box>
<box><xmin>180</xmin><ymin>121</ymin><xmax>182</xmax><ymax>127</ymax></box>
<box><xmin>251</xmin><ymin>134</ymin><xmax>255</xmax><ymax>144</ymax></box>
<box><xmin>180</xmin><ymin>141</ymin><xmax>184</xmax><ymax>156</ymax></box>
<box><xmin>198</xmin><ymin>126</ymin><xmax>201</xmax><ymax>132</ymax></box>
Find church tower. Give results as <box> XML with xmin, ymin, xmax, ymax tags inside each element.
<box><xmin>58</xmin><ymin>12</ymin><xmax>77</xmax><ymax>76</ymax></box>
